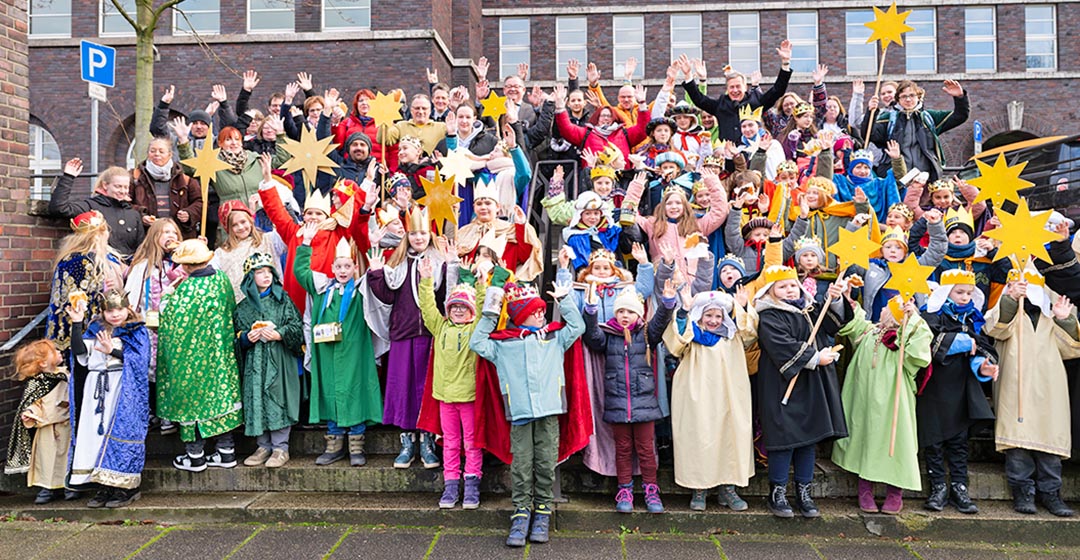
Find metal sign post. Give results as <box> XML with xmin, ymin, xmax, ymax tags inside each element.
<box><xmin>80</xmin><ymin>41</ymin><xmax>116</xmax><ymax>176</ymax></box>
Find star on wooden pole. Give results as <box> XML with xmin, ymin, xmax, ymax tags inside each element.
<box><xmin>479</xmin><ymin>91</ymin><xmax>507</xmax><ymax>122</ymax></box>
<box><xmin>180</xmin><ymin>124</ymin><xmax>232</xmax><ymax>189</ymax></box>
<box><xmin>418</xmin><ymin>173</ymin><xmax>464</xmax><ymax>236</ymax></box>
<box><xmin>864</xmin><ymin>2</ymin><xmax>915</xmax><ymax>49</ymax></box>
<box><xmin>982</xmin><ymin>198</ymin><xmax>1060</xmax><ymax>269</ymax></box>
<box><xmin>968</xmin><ymin>154</ymin><xmax>1035</xmax><ymax>205</ymax></box>
<box><xmin>884</xmin><ymin>255</ymin><xmax>936</xmax><ymax>300</ymax></box>
<box><xmin>829</xmin><ymin>226</ymin><xmax>881</xmax><ymax>271</ymax></box>
<box><xmin>279</xmin><ymin>126</ymin><xmax>340</xmax><ymax>192</ymax></box>
<box><xmin>438</xmin><ymin>149</ymin><xmax>476</xmax><ymax>187</ymax></box>
<box><xmin>368</xmin><ymin>91</ymin><xmax>403</xmax><ymax>127</ymax></box>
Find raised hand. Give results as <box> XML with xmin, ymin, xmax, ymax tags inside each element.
<box><xmin>584</xmin><ymin>89</ymin><xmax>602</xmax><ymax>110</ymax></box>
<box><xmin>658</xmin><ymin>241</ymin><xmax>677</xmax><ymax>265</ymax></box>
<box><xmin>528</xmin><ymin>85</ymin><xmax>544</xmax><ymax>107</ymax></box>
<box><xmin>502</xmin><ymin>122</ymin><xmax>517</xmax><ymax>150</ymax></box>
<box><xmin>630</xmin><ymin>242</ymin><xmax>649</xmax><ymax>263</ymax></box>
<box><xmin>623</xmin><ymin>56</ymin><xmax>638</xmax><ymax>81</ymax></box>
<box><xmin>853</xmin><ymin>187</ymin><xmax>868</xmax><ymax>204</ymax></box>
<box><xmin>268</xmin><ymin>114</ymin><xmax>285</xmax><ymax>135</ymax></box>
<box><xmin>65</xmin><ymin>299</ymin><xmax>87</xmax><ymax>323</ymax></box>
<box><xmin>924</xmin><ymin>208</ymin><xmax>943</xmax><ymax>223</ymax></box>
<box><xmin>692</xmin><ymin>58</ymin><xmax>707</xmax><ymax>81</ymax></box>
<box><xmin>548</xmin><ymin>279</ymin><xmax>571</xmax><ymax>300</ymax></box>
<box><xmin>663</xmin><ymin>278</ymin><xmax>677</xmax><ymax>300</ymax></box>
<box><xmin>776</xmin><ymin>40</ymin><xmax>793</xmax><ymax>63</ymax></box>
<box><xmin>418</xmin><ymin>257</ymin><xmax>434</xmax><ymax>279</ymax></box>
<box><xmin>567</xmin><ymin>58</ymin><xmax>580</xmax><ymax>80</ymax></box>
<box><xmin>634</xmin><ymin>84</ymin><xmax>647</xmax><ymax>104</ymax></box>
<box><xmin>558</xmin><ymin>245</ymin><xmax>573</xmax><ymax>269</ymax></box>
<box><xmin>1054</xmin><ymin>294</ymin><xmax>1075</xmax><ymax>320</ymax></box>
<box><xmin>551</xmin><ymin>82</ymin><xmax>567</xmax><ymax>109</ymax></box>
<box><xmin>366</xmin><ymin>248</ymin><xmax>385</xmax><ymax>271</ymax></box>
<box><xmin>885</xmin><ymin>139</ymin><xmax>901</xmax><ymax>160</ymax></box>
<box><xmin>517</xmin><ymin>62</ymin><xmax>529</xmax><ymax>81</ymax></box>
<box><xmin>259</xmin><ymin>152</ymin><xmax>274</xmax><ymax>181</ymax></box>
<box><xmin>426</xmin><ymin>67</ymin><xmax>438</xmax><ymax>84</ymax></box>
<box><xmin>734</xmin><ymin>284</ymin><xmax>750</xmax><ymax>309</ymax></box>
<box><xmin>942</xmin><ymin>80</ymin><xmax>964</xmax><ymax>98</ymax></box>
<box><xmin>476</xmin><ymin>56</ymin><xmax>489</xmax><ymax>80</ymax></box>
<box><xmin>476</xmin><ymin>78</ymin><xmax>490</xmax><ymax>102</ymax></box>
<box><xmin>94</xmin><ymin>331</ymin><xmax>114</xmax><ymax>355</ymax></box>
<box><xmin>284</xmin><ymin>82</ymin><xmax>300</xmax><ymax>103</ymax></box>
<box><xmin>64</xmin><ymin>157</ymin><xmax>84</xmax><ymax>177</ymax></box>
<box><xmin>242</xmin><ymin>70</ymin><xmax>260</xmax><ymax>92</ymax></box>
<box><xmin>210</xmin><ymin>84</ymin><xmax>227</xmax><ymax>103</ymax></box>
<box><xmin>169</xmin><ymin>117</ymin><xmax>191</xmax><ymax>142</ymax></box>
<box><xmin>811</xmin><ymin>64</ymin><xmax>829</xmax><ymax>85</ymax></box>
<box><xmin>300</xmin><ymin>221</ymin><xmax>319</xmax><ymax>245</ymax></box>
<box><xmin>581</xmin><ymin>147</ymin><xmax>598</xmax><ymax>169</ymax></box>
<box><xmin>296</xmin><ymin>72</ymin><xmax>313</xmax><ymax>91</ymax></box>
<box><xmin>161</xmin><ymin>84</ymin><xmax>176</xmax><ymax>104</ymax></box>
<box><xmin>852</xmin><ymin>78</ymin><xmax>865</xmax><ymax>95</ymax></box>
<box><xmin>749</xmin><ymin>70</ymin><xmax>762</xmax><ymax>87</ymax></box>
<box><xmin>586</xmin><ymin>62</ymin><xmax>601</xmax><ymax>85</ymax></box>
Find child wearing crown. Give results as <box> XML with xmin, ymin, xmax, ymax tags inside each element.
<box><xmin>784</xmin><ymin>165</ymin><xmax>873</xmax><ymax>272</ymax></box>
<box><xmin>929</xmin><ymin>205</ymin><xmax>1011</xmax><ymax>310</ymax></box>
<box><xmin>829</xmin><ymin>141</ymin><xmax>903</xmax><ymax>223</ymax></box>
<box><xmin>234</xmin><ymin>253</ymin><xmax>304</xmax><ymax>469</ymax></box>
<box><xmin>295</xmin><ymin>223</ymin><xmax>383</xmax><ymax>467</ymax></box>
<box><xmin>542</xmin><ymin>166</ymin><xmax>627</xmax><ymax>272</ymax></box>
<box><xmin>65</xmin><ymin>289</ymin><xmax>151</xmax><ymax>508</ymax></box>
<box><xmin>542</xmin><ymin>164</ymin><xmax>620</xmax><ymax>227</ymax></box>
<box><xmin>908</xmin><ymin>177</ymin><xmax>991</xmax><ymax>256</ymax></box>
<box><xmin>917</xmin><ymin>269</ymin><xmax>999</xmax><ymax>514</ymax></box>
<box><xmin>47</xmin><ymin>210</ymin><xmax>120</xmax><ymax>355</ymax></box>
<box><xmin>984</xmin><ymin>268</ymin><xmax>1080</xmax><ymax>517</ymax></box>
<box><xmin>469</xmin><ymin>279</ymin><xmax>586</xmax><ymax>547</ymax></box>
<box><xmin>832</xmin><ymin>295</ymin><xmax>933</xmax><ymax>515</ymax></box>
<box><xmin>456</xmin><ymin>180</ymin><xmax>544</xmax><ymax>283</ymax></box>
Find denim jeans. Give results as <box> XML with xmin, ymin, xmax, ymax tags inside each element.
<box><xmin>327</xmin><ymin>421</ymin><xmax>366</xmax><ymax>436</ymax></box>
<box><xmin>768</xmin><ymin>444</ymin><xmax>815</xmax><ymax>485</ymax></box>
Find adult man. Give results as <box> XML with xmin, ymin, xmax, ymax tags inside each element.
<box><xmin>376</xmin><ymin>94</ymin><xmax>448</xmax><ymax>156</ymax></box>
<box><xmin>48</xmin><ymin>158</ymin><xmax>146</xmax><ymax>258</ymax></box>
<box><xmin>150</xmin><ymin>85</ymin><xmax>211</xmax><ymax>150</ymax></box>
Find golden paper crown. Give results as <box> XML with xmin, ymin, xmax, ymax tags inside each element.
<box><xmin>880</xmin><ymin>226</ymin><xmax>909</xmax><ymax>249</ymax></box>
<box><xmin>939</xmin><ymin>268</ymin><xmax>975</xmax><ymax>286</ymax></box>
<box><xmin>303</xmin><ymin>188</ymin><xmax>333</xmax><ymax>217</ymax></box>
<box><xmin>1006</xmin><ymin>268</ymin><xmax>1046</xmax><ymax>287</ymax></box>
<box><xmin>793</xmin><ymin>237</ymin><xmax>822</xmax><ymax>253</ymax></box>
<box><xmin>590</xmin><ymin>165</ymin><xmax>617</xmax><ymax>182</ymax></box>
<box><xmin>738</xmin><ymin>104</ymin><xmax>763</xmax><ymax>123</ymax></box>
<box><xmin>406</xmin><ymin>206</ymin><xmax>430</xmax><ymax>233</ymax></box>
<box><xmin>944</xmin><ymin>205</ymin><xmax>974</xmax><ymax>233</ymax></box>
<box><xmin>888</xmin><ymin>203</ymin><xmax>914</xmax><ymax>222</ymax></box>
<box><xmin>505</xmin><ymin>282</ymin><xmax>542</xmax><ymax>304</ymax></box>
<box><xmin>376</xmin><ymin>206</ymin><xmax>399</xmax><ymax>228</ymax></box>
<box><xmin>762</xmin><ymin>265</ymin><xmax>799</xmax><ymax>285</ymax></box>
<box><xmin>928</xmin><ymin>179</ymin><xmax>955</xmax><ymax>193</ymax></box>
<box><xmin>399</xmin><ymin>135</ymin><xmax>424</xmax><ymax>152</ymax></box>
<box><xmin>777</xmin><ymin>160</ymin><xmax>799</xmax><ymax>175</ymax></box>
<box><xmin>886</xmin><ymin>295</ymin><xmax>905</xmax><ymax>323</ymax></box>
<box><xmin>102</xmin><ymin>289</ymin><xmax>130</xmax><ymax>311</ymax></box>
<box><xmin>792</xmin><ymin>102</ymin><xmax>814</xmax><ymax>117</ymax></box>
<box><xmin>805</xmin><ymin>176</ymin><xmax>836</xmax><ymax>196</ymax></box>
<box><xmin>596</xmin><ymin>143</ymin><xmax>621</xmax><ymax>167</ymax></box>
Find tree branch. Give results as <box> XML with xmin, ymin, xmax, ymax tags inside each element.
<box><xmin>108</xmin><ymin>0</ymin><xmax>141</xmax><ymax>32</ymax></box>
<box><xmin>152</xmin><ymin>0</ymin><xmax>188</xmax><ymax>26</ymax></box>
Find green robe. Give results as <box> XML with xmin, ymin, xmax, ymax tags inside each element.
<box><xmin>832</xmin><ymin>307</ymin><xmax>932</xmax><ymax>490</ymax></box>
<box><xmin>157</xmin><ymin>269</ymin><xmax>243</xmax><ymax>442</ymax></box>
<box><xmin>295</xmin><ymin>245</ymin><xmax>383</xmax><ymax>427</ymax></box>
<box><xmin>234</xmin><ymin>283</ymin><xmax>304</xmax><ymax>437</ymax></box>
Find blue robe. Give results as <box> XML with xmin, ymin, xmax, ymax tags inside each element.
<box><xmin>833</xmin><ymin>170</ymin><xmax>900</xmax><ymax>223</ymax></box>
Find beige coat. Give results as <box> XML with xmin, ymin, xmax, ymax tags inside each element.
<box><xmin>22</xmin><ymin>381</ymin><xmax>70</xmax><ymax>489</ymax></box>
<box><xmin>985</xmin><ymin>295</ymin><xmax>1080</xmax><ymax>457</ymax></box>
<box><xmin>664</xmin><ymin>304</ymin><xmax>758</xmax><ymax>489</ymax></box>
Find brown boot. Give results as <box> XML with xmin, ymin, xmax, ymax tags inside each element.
<box><xmin>348</xmin><ymin>434</ymin><xmax>367</xmax><ymax>467</ymax></box>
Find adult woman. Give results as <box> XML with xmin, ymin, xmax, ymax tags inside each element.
<box><xmin>46</xmin><ymin>210</ymin><xmax>120</xmax><ymax>354</ymax></box>
<box><xmin>554</xmin><ymin>84</ymin><xmax>650</xmax><ymax>171</ymax></box>
<box><xmin>334</xmin><ymin>88</ymin><xmax>398</xmax><ymax>170</ymax></box>
<box><xmin>864</xmin><ymin>80</ymin><xmax>969</xmax><ymax>182</ymax></box>
<box><xmin>131</xmin><ymin>137</ymin><xmax>203</xmax><ymax>239</ymax></box>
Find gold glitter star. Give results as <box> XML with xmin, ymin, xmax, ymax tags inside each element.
<box><xmin>367</xmin><ymin>91</ymin><xmax>403</xmax><ymax>127</ymax></box>
<box><xmin>830</xmin><ymin>225</ymin><xmax>881</xmax><ymax>271</ymax></box>
<box><xmin>179</xmin><ymin>124</ymin><xmax>232</xmax><ymax>189</ymax></box>
<box><xmin>479</xmin><ymin>91</ymin><xmax>507</xmax><ymax>122</ymax></box>
<box><xmin>278</xmin><ymin>126</ymin><xmax>340</xmax><ymax>191</ymax></box>
<box><xmin>418</xmin><ymin>173</ymin><xmax>464</xmax><ymax>236</ymax></box>
<box><xmin>864</xmin><ymin>2</ymin><xmax>915</xmax><ymax>49</ymax></box>
<box><xmin>885</xmin><ymin>255</ymin><xmax>936</xmax><ymax>300</ymax></box>
<box><xmin>969</xmin><ymin>154</ymin><xmax>1035</xmax><ymax>206</ymax></box>
<box><xmin>438</xmin><ymin>149</ymin><xmax>476</xmax><ymax>187</ymax></box>
<box><xmin>982</xmin><ymin>198</ymin><xmax>1059</xmax><ymax>269</ymax></box>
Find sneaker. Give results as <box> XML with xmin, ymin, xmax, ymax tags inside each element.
<box><xmin>529</xmin><ymin>504</ymin><xmax>552</xmax><ymax>543</ymax></box>
<box><xmin>393</xmin><ymin>432</ymin><xmax>417</xmax><ymax>469</ymax></box>
<box><xmin>105</xmin><ymin>488</ymin><xmax>141</xmax><ymax>508</ymax></box>
<box><xmin>419</xmin><ymin>432</ymin><xmax>441</xmax><ymax>469</ymax></box>
<box><xmin>689</xmin><ymin>489</ymin><xmax>707</xmax><ymax>511</ymax></box>
<box><xmin>462</xmin><ymin>475</ymin><xmax>481</xmax><ymax>510</ymax></box>
<box><xmin>1037</xmin><ymin>491</ymin><xmax>1075</xmax><ymax>517</ymax></box>
<box><xmin>767</xmin><ymin>483</ymin><xmax>794</xmax><ymax>518</ymax></box>
<box><xmin>173</xmin><ymin>452</ymin><xmax>207</xmax><ymax>472</ymax></box>
<box><xmin>86</xmin><ymin>488</ymin><xmax>113</xmax><ymax>509</ymax></box>
<box><xmin>1012</xmin><ymin>487</ymin><xmax>1036</xmax><ymax>514</ymax></box>
<box><xmin>159</xmin><ymin>420</ymin><xmax>177</xmax><ymax>435</ymax></box>
<box><xmin>440</xmin><ymin>479</ymin><xmax>460</xmax><ymax>509</ymax></box>
<box><xmin>506</xmin><ymin>508</ymin><xmax>530</xmax><ymax>547</ymax></box>
<box><xmin>265</xmin><ymin>449</ymin><xmax>290</xmax><ymax>468</ymax></box>
<box><xmin>643</xmin><ymin>483</ymin><xmax>664</xmax><ymax>514</ymax></box>
<box><xmin>949</xmin><ymin>482</ymin><xmax>978</xmax><ymax>514</ymax></box>
<box><xmin>206</xmin><ymin>449</ymin><xmax>237</xmax><ymax>469</ymax></box>
<box><xmin>924</xmin><ymin>482</ymin><xmax>947</xmax><ymax>512</ymax></box>
<box><xmin>718</xmin><ymin>485</ymin><xmax>748</xmax><ymax>512</ymax></box>
<box><xmin>243</xmin><ymin>447</ymin><xmax>272</xmax><ymax>467</ymax></box>
<box><xmin>793</xmin><ymin>482</ymin><xmax>820</xmax><ymax>518</ymax></box>
<box><xmin>615</xmin><ymin>483</ymin><xmax>634</xmax><ymax>513</ymax></box>
<box><xmin>34</xmin><ymin>488</ymin><xmax>61</xmax><ymax>505</ymax></box>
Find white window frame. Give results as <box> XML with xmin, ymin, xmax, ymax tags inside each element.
<box><xmin>29</xmin><ymin>124</ymin><xmax>61</xmax><ymax>201</ymax></box>
<box><xmin>965</xmin><ymin>7</ymin><xmax>996</xmax><ymax>73</ymax></box>
<box><xmin>29</xmin><ymin>0</ymin><xmax>72</xmax><ymax>38</ymax></box>
<box><xmin>1025</xmin><ymin>5</ymin><xmax>1057</xmax><ymax>72</ymax></box>
<box><xmin>99</xmin><ymin>0</ymin><xmax>136</xmax><ymax>37</ymax></box>
<box><xmin>322</xmin><ymin>0</ymin><xmax>371</xmax><ymax>31</ymax></box>
<box><xmin>786</xmin><ymin>11</ymin><xmax>818</xmax><ymax>74</ymax></box>
<box><xmin>499</xmin><ymin>18</ymin><xmax>531</xmax><ymax>81</ymax></box>
<box><xmin>670</xmin><ymin>14</ymin><xmax>702</xmax><ymax>63</ymax></box>
<box><xmin>612</xmin><ymin>15</ymin><xmax>644</xmax><ymax>80</ymax></box>
<box><xmin>844</xmin><ymin>10</ymin><xmax>876</xmax><ymax>75</ymax></box>
<box><xmin>247</xmin><ymin>0</ymin><xmax>294</xmax><ymax>34</ymax></box>
<box><xmin>905</xmin><ymin>8</ymin><xmax>937</xmax><ymax>74</ymax></box>
<box><xmin>172</xmin><ymin>0</ymin><xmax>220</xmax><ymax>35</ymax></box>
<box><xmin>727</xmin><ymin>12</ymin><xmax>760</xmax><ymax>75</ymax></box>
<box><xmin>556</xmin><ymin>16</ymin><xmax>588</xmax><ymax>80</ymax></box>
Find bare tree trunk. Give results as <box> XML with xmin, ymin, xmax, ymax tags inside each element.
<box><xmin>131</xmin><ymin>1</ymin><xmax>157</xmax><ymax>165</ymax></box>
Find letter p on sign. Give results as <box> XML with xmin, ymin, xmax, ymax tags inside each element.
<box><xmin>80</xmin><ymin>40</ymin><xmax>116</xmax><ymax>88</ymax></box>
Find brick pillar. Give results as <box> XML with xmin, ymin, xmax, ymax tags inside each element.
<box><xmin>0</xmin><ymin>0</ymin><xmax>66</xmax><ymax>453</ymax></box>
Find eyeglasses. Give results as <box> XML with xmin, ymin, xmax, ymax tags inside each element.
<box><xmin>898</xmin><ymin>93</ymin><xmax>919</xmax><ymax>100</ymax></box>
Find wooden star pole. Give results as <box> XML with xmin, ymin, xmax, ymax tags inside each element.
<box><xmin>890</xmin><ymin>313</ymin><xmax>908</xmax><ymax>456</ymax></box>
<box><xmin>863</xmin><ymin>2</ymin><xmax>915</xmax><ymax>136</ymax></box>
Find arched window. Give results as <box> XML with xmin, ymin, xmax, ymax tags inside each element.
<box><xmin>29</xmin><ymin>124</ymin><xmax>62</xmax><ymax>200</ymax></box>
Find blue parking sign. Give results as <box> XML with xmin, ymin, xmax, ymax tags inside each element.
<box><xmin>80</xmin><ymin>40</ymin><xmax>116</xmax><ymax>88</ymax></box>
<box><xmin>973</xmin><ymin>120</ymin><xmax>983</xmax><ymax>143</ymax></box>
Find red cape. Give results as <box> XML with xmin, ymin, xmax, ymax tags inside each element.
<box><xmin>416</xmin><ymin>323</ymin><xmax>593</xmax><ymax>464</ymax></box>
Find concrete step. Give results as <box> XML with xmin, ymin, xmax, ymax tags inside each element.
<box><xmin>2</xmin><ymin>492</ymin><xmax>1079</xmax><ymax>547</ymax></box>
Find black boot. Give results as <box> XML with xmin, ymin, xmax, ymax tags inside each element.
<box><xmin>767</xmin><ymin>483</ymin><xmax>794</xmax><ymax>518</ymax></box>
<box><xmin>1037</xmin><ymin>490</ymin><xmax>1075</xmax><ymax>517</ymax></box>
<box><xmin>33</xmin><ymin>488</ymin><xmax>61</xmax><ymax>505</ymax></box>
<box><xmin>924</xmin><ymin>482</ymin><xmax>947</xmax><ymax>512</ymax></box>
<box><xmin>949</xmin><ymin>482</ymin><xmax>978</xmax><ymax>514</ymax></box>
<box><xmin>1011</xmin><ymin>486</ymin><xmax>1036</xmax><ymax>514</ymax></box>
<box><xmin>793</xmin><ymin>482</ymin><xmax>820</xmax><ymax>518</ymax></box>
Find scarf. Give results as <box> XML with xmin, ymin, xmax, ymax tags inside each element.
<box><xmin>801</xmin><ymin>276</ymin><xmax>818</xmax><ymax>298</ymax></box>
<box><xmin>590</xmin><ymin>123</ymin><xmax>623</xmax><ymax>138</ymax></box>
<box><xmin>941</xmin><ymin>299</ymin><xmax>986</xmax><ymax>334</ymax></box>
<box><xmin>220</xmin><ymin>149</ymin><xmax>248</xmax><ymax>174</ymax></box>
<box><xmin>145</xmin><ymin>158</ymin><xmax>174</xmax><ymax>181</ymax></box>
<box><xmin>784</xmin><ymin>297</ymin><xmax>808</xmax><ymax>309</ymax></box>
<box><xmin>691</xmin><ymin>321</ymin><xmax>731</xmax><ymax>346</ymax></box>
<box><xmin>946</xmin><ymin>241</ymin><xmax>975</xmax><ymax>259</ymax></box>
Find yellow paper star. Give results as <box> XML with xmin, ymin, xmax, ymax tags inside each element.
<box><xmin>418</xmin><ymin>173</ymin><xmax>464</xmax><ymax>236</ymax></box>
<box><xmin>884</xmin><ymin>255</ymin><xmax>936</xmax><ymax>300</ymax></box>
<box><xmin>368</xmin><ymin>91</ymin><xmax>403</xmax><ymax>127</ymax></box>
<box><xmin>982</xmin><ymin>198</ymin><xmax>1059</xmax><ymax>268</ymax></box>
<box><xmin>479</xmin><ymin>91</ymin><xmax>507</xmax><ymax>122</ymax></box>
<box><xmin>279</xmin><ymin>126</ymin><xmax>340</xmax><ymax>191</ymax></box>
<box><xmin>829</xmin><ymin>226</ymin><xmax>881</xmax><ymax>271</ymax></box>
<box><xmin>968</xmin><ymin>154</ymin><xmax>1035</xmax><ymax>205</ymax></box>
<box><xmin>864</xmin><ymin>2</ymin><xmax>915</xmax><ymax>49</ymax></box>
<box><xmin>179</xmin><ymin>124</ymin><xmax>232</xmax><ymax>189</ymax></box>
<box><xmin>438</xmin><ymin>149</ymin><xmax>476</xmax><ymax>187</ymax></box>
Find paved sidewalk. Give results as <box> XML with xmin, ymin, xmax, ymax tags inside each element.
<box><xmin>0</xmin><ymin>520</ymin><xmax>1075</xmax><ymax>560</ymax></box>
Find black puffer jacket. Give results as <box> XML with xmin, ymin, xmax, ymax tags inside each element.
<box><xmin>48</xmin><ymin>173</ymin><xmax>146</xmax><ymax>257</ymax></box>
<box><xmin>582</xmin><ymin>298</ymin><xmax>675</xmax><ymax>423</ymax></box>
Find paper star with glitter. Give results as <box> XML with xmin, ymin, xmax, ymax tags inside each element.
<box><xmin>829</xmin><ymin>226</ymin><xmax>881</xmax><ymax>271</ymax></box>
<box><xmin>368</xmin><ymin>91</ymin><xmax>403</xmax><ymax>127</ymax></box>
<box><xmin>885</xmin><ymin>255</ymin><xmax>936</xmax><ymax>300</ymax></box>
<box><xmin>438</xmin><ymin>149</ymin><xmax>476</xmax><ymax>187</ymax></box>
<box><xmin>279</xmin><ymin>126</ymin><xmax>340</xmax><ymax>191</ymax></box>
<box><xmin>479</xmin><ymin>91</ymin><xmax>507</xmax><ymax>122</ymax></box>
<box><xmin>968</xmin><ymin>154</ymin><xmax>1035</xmax><ymax>205</ymax></box>
<box><xmin>418</xmin><ymin>173</ymin><xmax>464</xmax><ymax>235</ymax></box>
<box><xmin>864</xmin><ymin>2</ymin><xmax>915</xmax><ymax>49</ymax></box>
<box><xmin>180</xmin><ymin>124</ymin><xmax>232</xmax><ymax>188</ymax></box>
<box><xmin>982</xmin><ymin>198</ymin><xmax>1059</xmax><ymax>269</ymax></box>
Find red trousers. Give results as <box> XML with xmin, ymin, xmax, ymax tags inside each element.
<box><xmin>611</xmin><ymin>421</ymin><xmax>657</xmax><ymax>485</ymax></box>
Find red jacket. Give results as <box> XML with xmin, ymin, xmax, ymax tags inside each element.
<box><xmin>555</xmin><ymin>108</ymin><xmax>650</xmax><ymax>169</ymax></box>
<box><xmin>333</xmin><ymin>92</ymin><xmax>399</xmax><ymax>171</ymax></box>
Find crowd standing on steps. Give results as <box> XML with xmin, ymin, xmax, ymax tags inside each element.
<box><xmin>11</xmin><ymin>32</ymin><xmax>1080</xmax><ymax>550</ymax></box>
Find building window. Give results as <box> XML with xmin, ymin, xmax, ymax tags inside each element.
<box><xmin>323</xmin><ymin>0</ymin><xmax>370</xmax><ymax>31</ymax></box>
<box><xmin>613</xmin><ymin>15</ymin><xmax>644</xmax><ymax>80</ymax></box>
<box><xmin>905</xmin><ymin>9</ymin><xmax>936</xmax><ymax>73</ymax></box>
<box><xmin>965</xmin><ymin>7</ymin><xmax>996</xmax><ymax>73</ymax></box>
<box><xmin>556</xmin><ymin>16</ymin><xmax>587</xmax><ymax>80</ymax></box>
<box><xmin>30</xmin><ymin>0</ymin><xmax>71</xmax><ymax>38</ymax></box>
<box><xmin>248</xmin><ymin>0</ymin><xmax>294</xmax><ymax>33</ymax></box>
<box><xmin>173</xmin><ymin>0</ymin><xmax>220</xmax><ymax>35</ymax></box>
<box><xmin>29</xmin><ymin>124</ymin><xmax>61</xmax><ymax>201</ymax></box>
<box><xmin>499</xmin><ymin>18</ymin><xmax>530</xmax><ymax>81</ymax></box>
<box><xmin>100</xmin><ymin>0</ymin><xmax>136</xmax><ymax>36</ymax></box>
<box><xmin>670</xmin><ymin>14</ymin><xmax>701</xmax><ymax>62</ymax></box>
<box><xmin>1026</xmin><ymin>5</ymin><xmax>1056</xmax><ymax>71</ymax></box>
<box><xmin>728</xmin><ymin>12</ymin><xmax>759</xmax><ymax>75</ymax></box>
<box><xmin>786</xmin><ymin>11</ymin><xmax>818</xmax><ymax>74</ymax></box>
<box><xmin>845</xmin><ymin>10</ymin><xmax>876</xmax><ymax>75</ymax></box>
